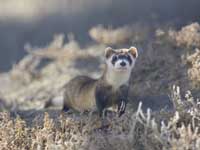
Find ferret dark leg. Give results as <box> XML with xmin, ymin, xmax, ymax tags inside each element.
<box><xmin>44</xmin><ymin>99</ymin><xmax>52</xmax><ymax>108</ymax></box>
<box><xmin>95</xmin><ymin>95</ymin><xmax>110</xmax><ymax>129</ymax></box>
<box><xmin>62</xmin><ymin>105</ymin><xmax>69</xmax><ymax>112</ymax></box>
<box><xmin>118</xmin><ymin>100</ymin><xmax>127</xmax><ymax>117</ymax></box>
<box><xmin>95</xmin><ymin>86</ymin><xmax>112</xmax><ymax>117</ymax></box>
<box><xmin>102</xmin><ymin>109</ymin><xmax>108</xmax><ymax>119</ymax></box>
<box><xmin>118</xmin><ymin>85</ymin><xmax>129</xmax><ymax>117</ymax></box>
<box><xmin>95</xmin><ymin>87</ymin><xmax>107</xmax><ymax>118</ymax></box>
<box><xmin>96</xmin><ymin>97</ymin><xmax>105</xmax><ymax>118</ymax></box>
<box><xmin>62</xmin><ymin>93</ymin><xmax>70</xmax><ymax>112</ymax></box>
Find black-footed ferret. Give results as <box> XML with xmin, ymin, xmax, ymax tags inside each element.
<box><xmin>62</xmin><ymin>47</ymin><xmax>138</xmax><ymax>117</ymax></box>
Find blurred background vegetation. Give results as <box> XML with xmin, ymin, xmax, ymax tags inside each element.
<box><xmin>0</xmin><ymin>0</ymin><xmax>200</xmax><ymax>71</ymax></box>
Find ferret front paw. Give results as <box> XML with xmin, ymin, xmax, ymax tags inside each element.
<box><xmin>118</xmin><ymin>101</ymin><xmax>126</xmax><ymax>117</ymax></box>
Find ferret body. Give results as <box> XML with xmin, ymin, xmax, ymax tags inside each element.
<box><xmin>63</xmin><ymin>47</ymin><xmax>138</xmax><ymax>117</ymax></box>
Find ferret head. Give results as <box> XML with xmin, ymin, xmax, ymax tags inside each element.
<box><xmin>105</xmin><ymin>47</ymin><xmax>138</xmax><ymax>72</ymax></box>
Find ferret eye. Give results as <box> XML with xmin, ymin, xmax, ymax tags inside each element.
<box><xmin>127</xmin><ymin>55</ymin><xmax>132</xmax><ymax>65</ymax></box>
<box><xmin>111</xmin><ymin>55</ymin><xmax>118</xmax><ymax>65</ymax></box>
<box><xmin>112</xmin><ymin>55</ymin><xmax>118</xmax><ymax>61</ymax></box>
<box><xmin>127</xmin><ymin>55</ymin><xmax>131</xmax><ymax>60</ymax></box>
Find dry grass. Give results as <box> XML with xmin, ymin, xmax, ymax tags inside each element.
<box><xmin>169</xmin><ymin>22</ymin><xmax>200</xmax><ymax>49</ymax></box>
<box><xmin>0</xmin><ymin>86</ymin><xmax>200</xmax><ymax>150</ymax></box>
<box><xmin>186</xmin><ymin>49</ymin><xmax>200</xmax><ymax>88</ymax></box>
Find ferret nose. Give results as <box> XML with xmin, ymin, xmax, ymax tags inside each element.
<box><xmin>120</xmin><ymin>61</ymin><xmax>126</xmax><ymax>67</ymax></box>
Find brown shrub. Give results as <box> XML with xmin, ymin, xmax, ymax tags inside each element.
<box><xmin>169</xmin><ymin>22</ymin><xmax>200</xmax><ymax>48</ymax></box>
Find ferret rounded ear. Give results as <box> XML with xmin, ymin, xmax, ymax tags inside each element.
<box><xmin>105</xmin><ymin>47</ymin><xmax>114</xmax><ymax>58</ymax></box>
<box><xmin>129</xmin><ymin>47</ymin><xmax>138</xmax><ymax>58</ymax></box>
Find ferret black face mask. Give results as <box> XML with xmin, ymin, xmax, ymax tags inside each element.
<box><xmin>105</xmin><ymin>47</ymin><xmax>138</xmax><ymax>72</ymax></box>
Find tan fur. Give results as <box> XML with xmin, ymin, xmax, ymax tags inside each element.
<box><xmin>105</xmin><ymin>67</ymin><xmax>130</xmax><ymax>90</ymax></box>
<box><xmin>129</xmin><ymin>47</ymin><xmax>138</xmax><ymax>58</ymax></box>
<box><xmin>72</xmin><ymin>85</ymin><xmax>96</xmax><ymax>111</ymax></box>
